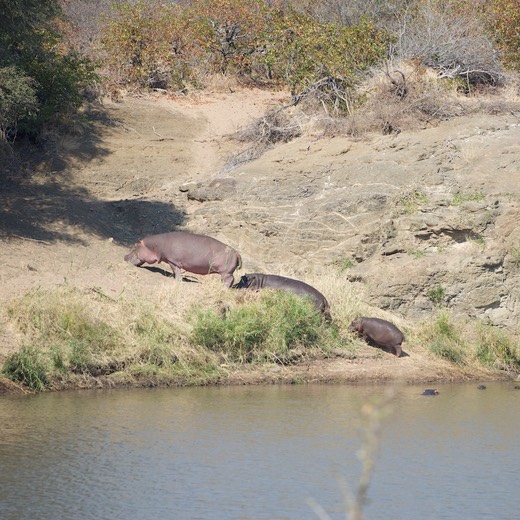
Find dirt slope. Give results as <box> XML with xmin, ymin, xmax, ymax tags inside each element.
<box><xmin>1</xmin><ymin>89</ymin><xmax>518</xmax><ymax>387</ymax></box>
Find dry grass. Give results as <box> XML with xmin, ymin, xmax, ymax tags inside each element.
<box><xmin>2</xmin><ymin>267</ymin><xmax>516</xmax><ymax>391</ymax></box>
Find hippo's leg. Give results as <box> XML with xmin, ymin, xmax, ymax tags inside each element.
<box><xmin>222</xmin><ymin>273</ymin><xmax>235</xmax><ymax>288</ymax></box>
<box><xmin>394</xmin><ymin>344</ymin><xmax>402</xmax><ymax>357</ymax></box>
<box><xmin>167</xmin><ymin>262</ymin><xmax>183</xmax><ymax>280</ymax></box>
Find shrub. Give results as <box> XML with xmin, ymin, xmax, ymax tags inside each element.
<box><xmin>100</xmin><ymin>0</ymin><xmax>193</xmax><ymax>90</ymax></box>
<box><xmin>2</xmin><ymin>345</ymin><xmax>49</xmax><ymax>391</ymax></box>
<box><xmin>0</xmin><ymin>0</ymin><xmax>97</xmax><ymax>140</ymax></box>
<box><xmin>487</xmin><ymin>0</ymin><xmax>520</xmax><ymax>71</ymax></box>
<box><xmin>191</xmin><ymin>291</ymin><xmax>335</xmax><ymax>363</ymax></box>
<box><xmin>267</xmin><ymin>11</ymin><xmax>391</xmax><ymax>103</ymax></box>
<box><xmin>187</xmin><ymin>0</ymin><xmax>273</xmax><ymax>78</ymax></box>
<box><xmin>393</xmin><ymin>0</ymin><xmax>503</xmax><ymax>85</ymax></box>
<box><xmin>0</xmin><ymin>66</ymin><xmax>39</xmax><ymax>142</ymax></box>
<box><xmin>476</xmin><ymin>324</ymin><xmax>520</xmax><ymax>371</ymax></box>
<box><xmin>99</xmin><ymin>0</ymin><xmax>391</xmax><ymax>102</ymax></box>
<box><xmin>422</xmin><ymin>310</ymin><xmax>466</xmax><ymax>365</ymax></box>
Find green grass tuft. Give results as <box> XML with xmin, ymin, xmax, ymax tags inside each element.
<box><xmin>191</xmin><ymin>291</ymin><xmax>339</xmax><ymax>364</ymax></box>
<box><xmin>476</xmin><ymin>324</ymin><xmax>520</xmax><ymax>371</ymax></box>
<box><xmin>451</xmin><ymin>191</ymin><xmax>485</xmax><ymax>206</ymax></box>
<box><xmin>422</xmin><ymin>310</ymin><xmax>466</xmax><ymax>365</ymax></box>
<box><xmin>2</xmin><ymin>345</ymin><xmax>49</xmax><ymax>391</ymax></box>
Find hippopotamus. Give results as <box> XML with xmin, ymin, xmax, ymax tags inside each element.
<box><xmin>124</xmin><ymin>231</ymin><xmax>242</xmax><ymax>287</ymax></box>
<box><xmin>349</xmin><ymin>317</ymin><xmax>404</xmax><ymax>357</ymax></box>
<box><xmin>422</xmin><ymin>389</ymin><xmax>439</xmax><ymax>395</ymax></box>
<box><xmin>234</xmin><ymin>273</ymin><xmax>331</xmax><ymax>321</ymax></box>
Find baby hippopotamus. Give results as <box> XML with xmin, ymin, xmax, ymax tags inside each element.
<box><xmin>349</xmin><ymin>317</ymin><xmax>404</xmax><ymax>357</ymax></box>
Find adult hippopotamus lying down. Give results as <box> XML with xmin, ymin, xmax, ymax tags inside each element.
<box><xmin>234</xmin><ymin>273</ymin><xmax>331</xmax><ymax>321</ymax></box>
<box><xmin>349</xmin><ymin>317</ymin><xmax>404</xmax><ymax>357</ymax></box>
<box><xmin>124</xmin><ymin>231</ymin><xmax>242</xmax><ymax>287</ymax></box>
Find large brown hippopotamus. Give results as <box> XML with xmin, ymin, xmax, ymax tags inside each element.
<box><xmin>349</xmin><ymin>317</ymin><xmax>404</xmax><ymax>357</ymax></box>
<box><xmin>234</xmin><ymin>273</ymin><xmax>331</xmax><ymax>321</ymax></box>
<box><xmin>124</xmin><ymin>231</ymin><xmax>242</xmax><ymax>287</ymax></box>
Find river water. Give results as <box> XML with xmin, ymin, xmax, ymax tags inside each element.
<box><xmin>1</xmin><ymin>383</ymin><xmax>519</xmax><ymax>520</ymax></box>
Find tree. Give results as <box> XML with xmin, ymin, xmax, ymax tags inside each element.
<box><xmin>0</xmin><ymin>0</ymin><xmax>96</xmax><ymax>142</ymax></box>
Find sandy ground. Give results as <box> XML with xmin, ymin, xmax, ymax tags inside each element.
<box><xmin>0</xmin><ymin>89</ymin><xmax>512</xmax><ymax>393</ymax></box>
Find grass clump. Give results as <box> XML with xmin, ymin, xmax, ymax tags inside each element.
<box><xmin>427</xmin><ymin>285</ymin><xmax>446</xmax><ymax>306</ymax></box>
<box><xmin>6</xmin><ymin>288</ymin><xmax>123</xmax><ymax>379</ymax></box>
<box><xmin>331</xmin><ymin>258</ymin><xmax>355</xmax><ymax>272</ymax></box>
<box><xmin>397</xmin><ymin>188</ymin><xmax>428</xmax><ymax>215</ymax></box>
<box><xmin>510</xmin><ymin>246</ymin><xmax>520</xmax><ymax>268</ymax></box>
<box><xmin>2</xmin><ymin>345</ymin><xmax>49</xmax><ymax>391</ymax></box>
<box><xmin>191</xmin><ymin>291</ymin><xmax>339</xmax><ymax>364</ymax></box>
<box><xmin>421</xmin><ymin>310</ymin><xmax>466</xmax><ymax>365</ymax></box>
<box><xmin>451</xmin><ymin>191</ymin><xmax>485</xmax><ymax>206</ymax></box>
<box><xmin>476</xmin><ymin>324</ymin><xmax>520</xmax><ymax>371</ymax></box>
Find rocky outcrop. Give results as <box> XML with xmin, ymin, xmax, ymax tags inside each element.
<box><xmin>179</xmin><ymin>115</ymin><xmax>520</xmax><ymax>327</ymax></box>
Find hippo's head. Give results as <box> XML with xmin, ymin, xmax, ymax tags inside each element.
<box><xmin>233</xmin><ymin>274</ymin><xmax>253</xmax><ymax>289</ymax></box>
<box><xmin>349</xmin><ymin>318</ymin><xmax>363</xmax><ymax>333</ymax></box>
<box><xmin>124</xmin><ymin>243</ymin><xmax>146</xmax><ymax>266</ymax></box>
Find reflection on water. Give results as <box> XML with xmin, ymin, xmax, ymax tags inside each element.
<box><xmin>1</xmin><ymin>383</ymin><xmax>519</xmax><ymax>520</ymax></box>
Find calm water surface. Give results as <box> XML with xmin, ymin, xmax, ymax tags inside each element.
<box><xmin>1</xmin><ymin>383</ymin><xmax>519</xmax><ymax>520</ymax></box>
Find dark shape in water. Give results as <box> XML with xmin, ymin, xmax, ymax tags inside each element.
<box><xmin>514</xmin><ymin>385</ymin><xmax>520</xmax><ymax>390</ymax></box>
<box><xmin>477</xmin><ymin>385</ymin><xmax>487</xmax><ymax>390</ymax></box>
<box><xmin>422</xmin><ymin>389</ymin><xmax>439</xmax><ymax>395</ymax></box>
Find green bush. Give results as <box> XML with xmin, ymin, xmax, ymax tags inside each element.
<box><xmin>2</xmin><ymin>345</ymin><xmax>49</xmax><ymax>391</ymax></box>
<box><xmin>424</xmin><ymin>310</ymin><xmax>466</xmax><ymax>365</ymax></box>
<box><xmin>0</xmin><ymin>0</ymin><xmax>97</xmax><ymax>140</ymax></box>
<box><xmin>100</xmin><ymin>0</ymin><xmax>192</xmax><ymax>90</ymax></box>
<box><xmin>488</xmin><ymin>0</ymin><xmax>520</xmax><ymax>71</ymax></box>
<box><xmin>191</xmin><ymin>291</ymin><xmax>333</xmax><ymax>363</ymax></box>
<box><xmin>99</xmin><ymin>0</ymin><xmax>391</xmax><ymax>102</ymax></box>
<box><xmin>18</xmin><ymin>50</ymin><xmax>97</xmax><ymax>137</ymax></box>
<box><xmin>476</xmin><ymin>324</ymin><xmax>520</xmax><ymax>371</ymax></box>
<box><xmin>0</xmin><ymin>66</ymin><xmax>39</xmax><ymax>141</ymax></box>
<box><xmin>267</xmin><ymin>12</ymin><xmax>390</xmax><ymax>97</ymax></box>
<box><xmin>187</xmin><ymin>0</ymin><xmax>273</xmax><ymax>77</ymax></box>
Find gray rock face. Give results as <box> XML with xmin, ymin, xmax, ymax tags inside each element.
<box><xmin>179</xmin><ymin>115</ymin><xmax>520</xmax><ymax>327</ymax></box>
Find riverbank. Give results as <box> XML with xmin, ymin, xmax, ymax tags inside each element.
<box><xmin>1</xmin><ymin>91</ymin><xmax>520</xmax><ymax>395</ymax></box>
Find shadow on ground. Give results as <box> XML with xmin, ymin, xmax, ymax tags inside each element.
<box><xmin>0</xmin><ymin>104</ymin><xmax>186</xmax><ymax>244</ymax></box>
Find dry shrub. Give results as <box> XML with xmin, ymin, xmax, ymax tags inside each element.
<box><xmin>237</xmin><ymin>107</ymin><xmax>303</xmax><ymax>145</ymax></box>
<box><xmin>340</xmin><ymin>59</ymin><xmax>520</xmax><ymax>136</ymax></box>
<box><xmin>393</xmin><ymin>0</ymin><xmax>504</xmax><ymax>86</ymax></box>
<box><xmin>222</xmin><ymin>107</ymin><xmax>306</xmax><ymax>173</ymax></box>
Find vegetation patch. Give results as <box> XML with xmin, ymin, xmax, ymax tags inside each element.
<box><xmin>2</xmin><ymin>345</ymin><xmax>49</xmax><ymax>391</ymax></box>
<box><xmin>397</xmin><ymin>189</ymin><xmax>428</xmax><ymax>215</ymax></box>
<box><xmin>476</xmin><ymin>324</ymin><xmax>520</xmax><ymax>372</ymax></box>
<box><xmin>451</xmin><ymin>191</ymin><xmax>485</xmax><ymax>206</ymax></box>
<box><xmin>427</xmin><ymin>285</ymin><xmax>446</xmax><ymax>306</ymax></box>
<box><xmin>1</xmin><ymin>286</ymin><xmax>357</xmax><ymax>391</ymax></box>
<box><xmin>191</xmin><ymin>291</ymin><xmax>346</xmax><ymax>364</ymax></box>
<box><xmin>420</xmin><ymin>310</ymin><xmax>466</xmax><ymax>365</ymax></box>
